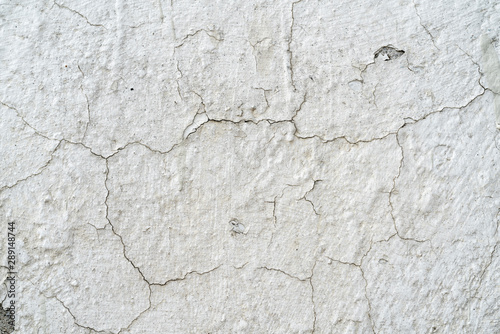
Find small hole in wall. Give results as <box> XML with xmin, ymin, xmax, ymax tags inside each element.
<box><xmin>130</xmin><ymin>88</ymin><xmax>134</xmax><ymax>91</ymax></box>
<box><xmin>374</xmin><ymin>46</ymin><xmax>405</xmax><ymax>61</ymax></box>
<box><xmin>229</xmin><ymin>219</ymin><xmax>245</xmax><ymax>234</ymax></box>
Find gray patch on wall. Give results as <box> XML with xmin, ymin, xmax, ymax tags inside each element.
<box><xmin>480</xmin><ymin>34</ymin><xmax>500</xmax><ymax>129</ymax></box>
<box><xmin>0</xmin><ymin>304</ymin><xmax>14</xmax><ymax>334</ymax></box>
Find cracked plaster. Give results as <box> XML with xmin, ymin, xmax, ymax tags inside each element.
<box><xmin>1</xmin><ymin>0</ymin><xmax>499</xmax><ymax>333</ymax></box>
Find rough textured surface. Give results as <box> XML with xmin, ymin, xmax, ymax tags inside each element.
<box><xmin>1</xmin><ymin>0</ymin><xmax>499</xmax><ymax>333</ymax></box>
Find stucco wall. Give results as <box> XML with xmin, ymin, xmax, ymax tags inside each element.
<box><xmin>1</xmin><ymin>0</ymin><xmax>499</xmax><ymax>333</ymax></box>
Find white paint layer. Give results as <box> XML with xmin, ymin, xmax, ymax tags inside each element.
<box><xmin>0</xmin><ymin>0</ymin><xmax>499</xmax><ymax>333</ymax></box>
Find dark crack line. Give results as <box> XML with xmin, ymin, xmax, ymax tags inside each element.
<box><xmin>472</xmin><ymin>242</ymin><xmax>498</xmax><ymax>299</ymax></box>
<box><xmin>53</xmin><ymin>295</ymin><xmax>110</xmax><ymax>334</ymax></box>
<box><xmin>386</xmin><ymin>84</ymin><xmax>487</xmax><ymax>242</ymax></box>
<box><xmin>299</xmin><ymin>179</ymin><xmax>322</xmax><ymax>216</ymax></box>
<box><xmin>249</xmin><ymin>38</ymin><xmax>272</xmax><ymax>73</ymax></box>
<box><xmin>175</xmin><ymin>60</ymin><xmax>184</xmax><ymax>99</ymax></box>
<box><xmin>290</xmin><ymin>92</ymin><xmax>308</xmax><ymax>126</ymax></box>
<box><xmin>82</xmin><ymin>92</ymin><xmax>91</xmax><ymax>143</ymax></box>
<box><xmin>457</xmin><ymin>45</ymin><xmax>489</xmax><ymax>93</ymax></box>
<box><xmin>386</xmin><ymin>88</ymin><xmax>488</xmax><ymax>242</ymax></box>
<box><xmin>310</xmin><ymin>262</ymin><xmax>317</xmax><ymax>333</ymax></box>
<box><xmin>326</xmin><ymin>256</ymin><xmax>361</xmax><ymax>268</ymax></box>
<box><xmin>232</xmin><ymin>262</ymin><xmax>249</xmax><ymax>270</ymax></box>
<box><xmin>181</xmin><ymin>90</ymin><xmax>210</xmax><ymax>140</ymax></box>
<box><xmin>104</xmin><ymin>160</ymin><xmax>152</xmax><ymax>288</ymax></box>
<box><xmin>359</xmin><ymin>266</ymin><xmax>377</xmax><ymax>334</ymax></box>
<box><xmin>253</xmin><ymin>87</ymin><xmax>272</xmax><ymax>114</ymax></box>
<box><xmin>2</xmin><ymin>94</ymin><xmax>404</xmax><ymax>162</ymax></box>
<box><xmin>266</xmin><ymin>185</ymin><xmax>293</xmax><ymax>248</ymax></box>
<box><xmin>53</xmin><ymin>1</ymin><xmax>106</xmax><ymax>29</ymax></box>
<box><xmin>33</xmin><ymin>283</ymin><xmax>111</xmax><ymax>334</ymax></box>
<box><xmin>102</xmin><ymin>158</ymin><xmax>154</xmax><ymax>332</ymax></box>
<box><xmin>258</xmin><ymin>266</ymin><xmax>309</xmax><ymax>282</ymax></box>
<box><xmin>77</xmin><ymin>65</ymin><xmax>91</xmax><ymax>143</ymax></box>
<box><xmin>259</xmin><ymin>261</ymin><xmax>317</xmax><ymax>333</ymax></box>
<box><xmin>412</xmin><ymin>0</ymin><xmax>439</xmax><ymax>50</ymax></box>
<box><xmin>388</xmin><ymin>131</ymin><xmax>429</xmax><ymax>243</ymax></box>
<box><xmin>295</xmin><ymin>131</ymin><xmax>395</xmax><ymax>145</ymax></box>
<box><xmin>174</xmin><ymin>28</ymin><xmax>223</xmax><ymax>49</ymax></box>
<box><xmin>117</xmin><ymin>285</ymin><xmax>153</xmax><ymax>334</ymax></box>
<box><xmin>3</xmin><ymin>84</ymin><xmax>488</xmax><ymax>182</ymax></box>
<box><xmin>354</xmin><ymin>61</ymin><xmax>375</xmax><ymax>84</ymax></box>
<box><xmin>0</xmin><ymin>140</ymin><xmax>62</xmax><ymax>194</ymax></box>
<box><xmin>401</xmin><ymin>83</ymin><xmax>487</xmax><ymax>128</ymax></box>
<box><xmin>1</xmin><ymin>101</ymin><xmax>54</xmax><ymax>142</ymax></box>
<box><xmin>152</xmin><ymin>264</ymin><xmax>223</xmax><ymax>286</ymax></box>
<box><xmin>0</xmin><ymin>101</ymin><xmax>99</xmax><ymax>160</ymax></box>
<box><xmin>288</xmin><ymin>0</ymin><xmax>305</xmax><ymax>91</ymax></box>
<box><xmin>326</xmin><ymin>256</ymin><xmax>375</xmax><ymax>332</ymax></box>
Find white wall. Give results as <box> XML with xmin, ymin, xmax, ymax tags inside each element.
<box><xmin>1</xmin><ymin>0</ymin><xmax>499</xmax><ymax>332</ymax></box>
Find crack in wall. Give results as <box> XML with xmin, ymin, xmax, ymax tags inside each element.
<box><xmin>259</xmin><ymin>261</ymin><xmax>317</xmax><ymax>333</ymax></box>
<box><xmin>388</xmin><ymin>129</ymin><xmax>431</xmax><ymax>243</ymax></box>
<box><xmin>116</xmin><ymin>293</ymin><xmax>153</xmax><ymax>334</ymax></box>
<box><xmin>7</xmin><ymin>82</ymin><xmax>455</xmax><ymax>161</ymax></box>
<box><xmin>412</xmin><ymin>0</ymin><xmax>439</xmax><ymax>50</ymax></box>
<box><xmin>0</xmin><ymin>140</ymin><xmax>62</xmax><ymax>194</ymax></box>
<box><xmin>325</xmin><ymin>257</ymin><xmax>375</xmax><ymax>333</ymax></box>
<box><xmin>249</xmin><ymin>38</ymin><xmax>272</xmax><ymax>74</ymax></box>
<box><xmin>2</xmin><ymin>35</ymin><xmax>493</xmax><ymax>331</ymax></box>
<box><xmin>10</xmin><ymin>152</ymin><xmax>153</xmax><ymax>333</ymax></box>
<box><xmin>287</xmin><ymin>0</ymin><xmax>305</xmax><ymax>91</ymax></box>
<box><xmin>258</xmin><ymin>266</ymin><xmax>308</xmax><ymax>282</ymax></box>
<box><xmin>168</xmin><ymin>25</ymin><xmax>228</xmax><ymax>107</ymax></box>
<box><xmin>290</xmin><ymin>92</ymin><xmax>308</xmax><ymax>127</ymax></box>
<box><xmin>33</xmin><ymin>282</ymin><xmax>112</xmax><ymax>334</ymax></box>
<box><xmin>174</xmin><ymin>28</ymin><xmax>223</xmax><ymax>49</ymax></box>
<box><xmin>175</xmin><ymin>61</ymin><xmax>183</xmax><ymax>99</ymax></box>
<box><xmin>294</xmin><ymin>131</ymin><xmax>394</xmax><ymax>145</ymax></box>
<box><xmin>4</xmin><ymin>3</ymin><xmax>498</xmax><ymax>332</ymax></box>
<box><xmin>457</xmin><ymin>46</ymin><xmax>487</xmax><ymax>91</ymax></box>
<box><xmin>52</xmin><ymin>1</ymin><xmax>107</xmax><ymax>29</ymax></box>
<box><xmin>310</xmin><ymin>262</ymin><xmax>317</xmax><ymax>334</ymax></box>
<box><xmin>0</xmin><ymin>101</ymin><xmax>55</xmax><ymax>142</ymax></box>
<box><xmin>299</xmin><ymin>179</ymin><xmax>322</xmax><ymax>216</ymax></box>
<box><xmin>360</xmin><ymin>265</ymin><xmax>377</xmax><ymax>334</ymax></box>
<box><xmin>77</xmin><ymin>65</ymin><xmax>92</xmax><ymax>143</ymax></box>
<box><xmin>472</xmin><ymin>242</ymin><xmax>498</xmax><ymax>300</ymax></box>
<box><xmin>265</xmin><ymin>186</ymin><xmax>288</xmax><ymax>248</ymax></box>
<box><xmin>386</xmin><ymin>80</ymin><xmax>487</xmax><ymax>242</ymax></box>
<box><xmin>151</xmin><ymin>265</ymin><xmax>223</xmax><ymax>286</ymax></box>
<box><xmin>181</xmin><ymin>90</ymin><xmax>209</xmax><ymax>139</ymax></box>
<box><xmin>104</xmin><ymin>160</ymin><xmax>151</xmax><ymax>285</ymax></box>
<box><xmin>253</xmin><ymin>87</ymin><xmax>272</xmax><ymax>114</ymax></box>
<box><xmin>2</xmin><ymin>76</ymin><xmax>488</xmax><ymax>192</ymax></box>
<box><xmin>103</xmin><ymin>160</ymin><xmax>153</xmax><ymax>331</ymax></box>
<box><xmin>387</xmin><ymin>130</ymin><xmax>429</xmax><ymax>243</ymax></box>
<box><xmin>81</xmin><ymin>92</ymin><xmax>91</xmax><ymax>143</ymax></box>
